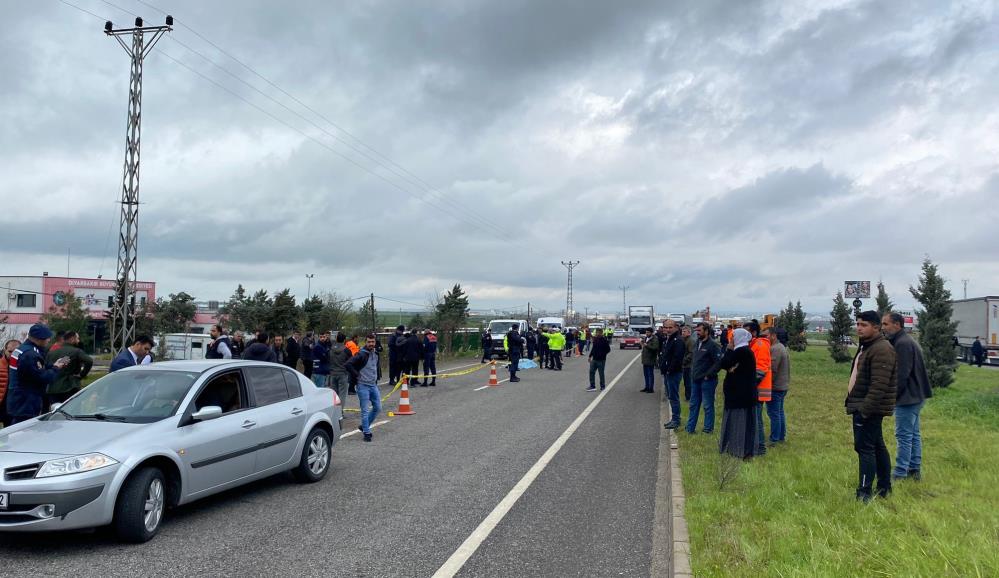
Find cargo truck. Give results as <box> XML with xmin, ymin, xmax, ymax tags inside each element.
<box><xmin>628</xmin><ymin>306</ymin><xmax>655</xmax><ymax>334</ymax></box>
<box><xmin>951</xmin><ymin>296</ymin><xmax>999</xmax><ymax>366</ymax></box>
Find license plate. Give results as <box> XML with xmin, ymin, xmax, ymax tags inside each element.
<box><xmin>0</xmin><ymin>492</ymin><xmax>8</xmax><ymax>510</ymax></box>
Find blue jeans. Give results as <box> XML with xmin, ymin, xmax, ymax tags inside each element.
<box><xmin>766</xmin><ymin>390</ymin><xmax>788</xmax><ymax>442</ymax></box>
<box><xmin>642</xmin><ymin>365</ymin><xmax>655</xmax><ymax>391</ymax></box>
<box><xmin>894</xmin><ymin>401</ymin><xmax>925</xmax><ymax>476</ymax></box>
<box><xmin>686</xmin><ymin>378</ymin><xmax>718</xmax><ymax>432</ymax></box>
<box><xmin>665</xmin><ymin>372</ymin><xmax>682</xmax><ymax>424</ymax></box>
<box><xmin>356</xmin><ymin>383</ymin><xmax>381</xmax><ymax>434</ymax></box>
<box><xmin>755</xmin><ymin>403</ymin><xmax>767</xmax><ymax>454</ymax></box>
<box><xmin>312</xmin><ymin>374</ymin><xmax>329</xmax><ymax>388</ymax></box>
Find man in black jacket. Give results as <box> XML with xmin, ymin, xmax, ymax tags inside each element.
<box><xmin>301</xmin><ymin>332</ymin><xmax>315</xmax><ymax>378</ymax></box>
<box><xmin>389</xmin><ymin>325</ymin><xmax>405</xmax><ymax>382</ymax></box>
<box><xmin>659</xmin><ymin>320</ymin><xmax>686</xmax><ymax>429</ymax></box>
<box><xmin>480</xmin><ymin>330</ymin><xmax>492</xmax><ymax>363</ymax></box>
<box><xmin>883</xmin><ymin>312</ymin><xmax>932</xmax><ymax>481</ymax></box>
<box><xmin>687</xmin><ymin>322</ymin><xmax>722</xmax><ymax>433</ymax></box>
<box><xmin>847</xmin><ymin>311</ymin><xmax>897</xmax><ymax>502</ymax></box>
<box><xmin>403</xmin><ymin>330</ymin><xmax>423</xmax><ymax>386</ymax></box>
<box><xmin>506</xmin><ymin>325</ymin><xmax>523</xmax><ymax>382</ymax></box>
<box><xmin>587</xmin><ymin>328</ymin><xmax>611</xmax><ymax>391</ymax></box>
<box><xmin>286</xmin><ymin>331</ymin><xmax>301</xmax><ymax>372</ymax></box>
<box><xmin>242</xmin><ymin>332</ymin><xmax>277</xmax><ymax>362</ymax></box>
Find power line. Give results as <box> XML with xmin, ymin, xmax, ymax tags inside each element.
<box><xmin>55</xmin><ymin>0</ymin><xmax>106</xmax><ymax>20</ymax></box>
<box><xmin>133</xmin><ymin>0</ymin><xmax>500</xmax><ymax>229</ymax></box>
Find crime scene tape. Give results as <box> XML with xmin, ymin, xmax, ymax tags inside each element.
<box><xmin>342</xmin><ymin>361</ymin><xmax>496</xmax><ymax>412</ymax></box>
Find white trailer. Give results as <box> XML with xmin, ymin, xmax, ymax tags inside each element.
<box><xmin>162</xmin><ymin>333</ymin><xmax>212</xmax><ymax>361</ymax></box>
<box><xmin>951</xmin><ymin>296</ymin><xmax>999</xmax><ymax>365</ymax></box>
<box><xmin>628</xmin><ymin>306</ymin><xmax>655</xmax><ymax>334</ymax></box>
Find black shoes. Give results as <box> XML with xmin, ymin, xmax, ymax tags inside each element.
<box><xmin>510</xmin><ymin>377</ymin><xmax>521</xmax><ymax>382</ymax></box>
<box><xmin>586</xmin><ymin>386</ymin><xmax>597</xmax><ymax>391</ymax></box>
<box><xmin>909</xmin><ymin>469</ymin><xmax>921</xmax><ymax>481</ymax></box>
<box><xmin>664</xmin><ymin>421</ymin><xmax>680</xmax><ymax>430</ymax></box>
<box><xmin>363</xmin><ymin>433</ymin><xmax>372</xmax><ymax>442</ymax></box>
<box><xmin>640</xmin><ymin>389</ymin><xmax>654</xmax><ymax>393</ymax></box>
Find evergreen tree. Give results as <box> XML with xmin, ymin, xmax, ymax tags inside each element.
<box><xmin>875</xmin><ymin>282</ymin><xmax>894</xmax><ymax>316</ymax></box>
<box><xmin>410</xmin><ymin>313</ymin><xmax>427</xmax><ymax>329</ymax></box>
<box><xmin>828</xmin><ymin>292</ymin><xmax>854</xmax><ymax>363</ymax></box>
<box><xmin>153</xmin><ymin>292</ymin><xmax>197</xmax><ymax>334</ymax></box>
<box><xmin>909</xmin><ymin>258</ymin><xmax>958</xmax><ymax>388</ymax></box>
<box><xmin>356</xmin><ymin>297</ymin><xmax>377</xmax><ymax>337</ymax></box>
<box><xmin>40</xmin><ymin>296</ymin><xmax>92</xmax><ymax>350</ymax></box>
<box><xmin>789</xmin><ymin>301</ymin><xmax>808</xmax><ymax>351</ymax></box>
<box><xmin>300</xmin><ymin>295</ymin><xmax>323</xmax><ymax>331</ymax></box>
<box><xmin>219</xmin><ymin>284</ymin><xmax>251</xmax><ymax>330</ymax></box>
<box><xmin>433</xmin><ymin>284</ymin><xmax>471</xmax><ymax>351</ymax></box>
<box><xmin>244</xmin><ymin>289</ymin><xmax>273</xmax><ymax>332</ymax></box>
<box><xmin>267</xmin><ymin>289</ymin><xmax>299</xmax><ymax>336</ymax></box>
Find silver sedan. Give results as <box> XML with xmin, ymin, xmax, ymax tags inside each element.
<box><xmin>0</xmin><ymin>360</ymin><xmax>342</xmax><ymax>542</ymax></box>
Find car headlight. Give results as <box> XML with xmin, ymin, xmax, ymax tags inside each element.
<box><xmin>36</xmin><ymin>453</ymin><xmax>119</xmax><ymax>478</ymax></box>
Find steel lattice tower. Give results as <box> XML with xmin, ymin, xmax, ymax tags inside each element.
<box><xmin>562</xmin><ymin>260</ymin><xmax>579</xmax><ymax>323</ymax></box>
<box><xmin>105</xmin><ymin>16</ymin><xmax>171</xmax><ymax>351</ymax></box>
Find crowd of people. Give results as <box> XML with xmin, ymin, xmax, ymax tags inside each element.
<box><xmin>636</xmin><ymin>311</ymin><xmax>932</xmax><ymax>503</ymax></box>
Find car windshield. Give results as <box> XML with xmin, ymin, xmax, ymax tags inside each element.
<box><xmin>489</xmin><ymin>322</ymin><xmax>515</xmax><ymax>334</ymax></box>
<box><xmin>629</xmin><ymin>316</ymin><xmax>652</xmax><ymax>325</ymax></box>
<box><xmin>51</xmin><ymin>370</ymin><xmax>200</xmax><ymax>424</ymax></box>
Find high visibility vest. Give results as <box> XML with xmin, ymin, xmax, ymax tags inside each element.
<box><xmin>750</xmin><ymin>337</ymin><xmax>772</xmax><ymax>402</ymax></box>
<box><xmin>503</xmin><ymin>336</ymin><xmax>509</xmax><ymax>352</ymax></box>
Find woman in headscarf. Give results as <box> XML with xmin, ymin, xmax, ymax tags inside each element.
<box><xmin>712</xmin><ymin>328</ymin><xmax>760</xmax><ymax>459</ymax></box>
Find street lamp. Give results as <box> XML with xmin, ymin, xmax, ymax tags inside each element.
<box><xmin>305</xmin><ymin>274</ymin><xmax>315</xmax><ymax>300</ymax></box>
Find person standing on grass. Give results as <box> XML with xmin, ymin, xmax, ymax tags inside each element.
<box><xmin>660</xmin><ymin>320</ymin><xmax>686</xmax><ymax>429</ymax></box>
<box><xmin>45</xmin><ymin>331</ymin><xmax>93</xmax><ymax>405</ymax></box>
<box><xmin>587</xmin><ymin>328</ymin><xmax>611</xmax><ymax>391</ymax></box>
<box><xmin>883</xmin><ymin>312</ymin><xmax>932</xmax><ymax>481</ymax></box>
<box><xmin>846</xmin><ymin>311</ymin><xmax>897</xmax><ymax>503</ymax></box>
<box><xmin>744</xmin><ymin>320</ymin><xmax>772</xmax><ymax>456</ymax></box>
<box><xmin>346</xmin><ymin>335</ymin><xmax>382</xmax><ymax>442</ymax></box>
<box><xmin>713</xmin><ymin>328</ymin><xmax>759</xmax><ymax>459</ymax></box>
<box><xmin>681</xmin><ymin>325</ymin><xmax>695</xmax><ymax>402</ymax></box>
<box><xmin>765</xmin><ymin>327</ymin><xmax>790</xmax><ymax>445</ymax></box>
<box><xmin>640</xmin><ymin>328</ymin><xmax>659</xmax><ymax>392</ymax></box>
<box><xmin>971</xmin><ymin>337</ymin><xmax>985</xmax><ymax>367</ymax></box>
<box><xmin>687</xmin><ymin>322</ymin><xmax>722</xmax><ymax>434</ymax></box>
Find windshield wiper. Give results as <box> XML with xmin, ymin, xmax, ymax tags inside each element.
<box><xmin>72</xmin><ymin>413</ymin><xmax>128</xmax><ymax>422</ymax></box>
<box><xmin>51</xmin><ymin>407</ymin><xmax>75</xmax><ymax>420</ymax></box>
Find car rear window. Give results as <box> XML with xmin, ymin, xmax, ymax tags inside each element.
<box><xmin>282</xmin><ymin>370</ymin><xmax>303</xmax><ymax>398</ymax></box>
<box><xmin>245</xmin><ymin>366</ymin><xmax>291</xmax><ymax>406</ymax></box>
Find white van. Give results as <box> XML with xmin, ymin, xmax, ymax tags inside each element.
<box><xmin>486</xmin><ymin>319</ymin><xmax>529</xmax><ymax>359</ymax></box>
<box><xmin>537</xmin><ymin>317</ymin><xmax>565</xmax><ymax>331</ymax></box>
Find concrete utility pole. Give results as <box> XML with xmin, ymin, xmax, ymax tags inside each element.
<box><xmin>561</xmin><ymin>260</ymin><xmax>579</xmax><ymax>323</ymax></box>
<box><xmin>306</xmin><ymin>274</ymin><xmax>315</xmax><ymax>300</ymax></box>
<box><xmin>962</xmin><ymin>279</ymin><xmax>969</xmax><ymax>300</ymax></box>
<box><xmin>105</xmin><ymin>15</ymin><xmax>172</xmax><ymax>351</ymax></box>
<box><xmin>618</xmin><ymin>285</ymin><xmax>629</xmax><ymax>320</ymax></box>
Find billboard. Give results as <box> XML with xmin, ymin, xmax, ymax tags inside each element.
<box><xmin>844</xmin><ymin>281</ymin><xmax>871</xmax><ymax>299</ymax></box>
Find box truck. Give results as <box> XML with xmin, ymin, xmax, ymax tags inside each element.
<box><xmin>951</xmin><ymin>296</ymin><xmax>999</xmax><ymax>365</ymax></box>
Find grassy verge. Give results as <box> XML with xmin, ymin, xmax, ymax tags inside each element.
<box><xmin>679</xmin><ymin>347</ymin><xmax>999</xmax><ymax>576</ymax></box>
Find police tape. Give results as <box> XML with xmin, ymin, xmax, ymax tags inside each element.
<box><xmin>342</xmin><ymin>361</ymin><xmax>496</xmax><ymax>412</ymax></box>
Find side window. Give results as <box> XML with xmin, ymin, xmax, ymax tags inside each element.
<box><xmin>282</xmin><ymin>370</ymin><xmax>303</xmax><ymax>399</ymax></box>
<box><xmin>194</xmin><ymin>372</ymin><xmax>246</xmax><ymax>414</ymax></box>
<box><xmin>246</xmin><ymin>366</ymin><xmax>291</xmax><ymax>406</ymax></box>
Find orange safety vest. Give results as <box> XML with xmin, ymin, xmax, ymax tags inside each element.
<box><xmin>750</xmin><ymin>337</ymin><xmax>772</xmax><ymax>402</ymax></box>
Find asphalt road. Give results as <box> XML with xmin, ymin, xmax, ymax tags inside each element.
<box><xmin>0</xmin><ymin>349</ymin><xmax>667</xmax><ymax>577</ymax></box>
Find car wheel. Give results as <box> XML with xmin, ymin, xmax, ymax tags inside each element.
<box><xmin>293</xmin><ymin>427</ymin><xmax>332</xmax><ymax>483</ymax></box>
<box><xmin>113</xmin><ymin>467</ymin><xmax>166</xmax><ymax>543</ymax></box>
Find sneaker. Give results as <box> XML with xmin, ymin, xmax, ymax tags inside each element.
<box><xmin>586</xmin><ymin>386</ymin><xmax>597</xmax><ymax>391</ymax></box>
<box><xmin>357</xmin><ymin>425</ymin><xmax>363</xmax><ymax>433</ymax></box>
<box><xmin>363</xmin><ymin>433</ymin><xmax>372</xmax><ymax>442</ymax></box>
<box><xmin>510</xmin><ymin>378</ymin><xmax>521</xmax><ymax>382</ymax></box>
<box><xmin>600</xmin><ymin>386</ymin><xmax>606</xmax><ymax>390</ymax></box>
<box><xmin>429</xmin><ymin>382</ymin><xmax>436</xmax><ymax>387</ymax></box>
<box><xmin>664</xmin><ymin>421</ymin><xmax>680</xmax><ymax>430</ymax></box>
<box><xmin>908</xmin><ymin>469</ymin><xmax>921</xmax><ymax>481</ymax></box>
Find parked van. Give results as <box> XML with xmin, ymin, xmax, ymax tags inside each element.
<box><xmin>486</xmin><ymin>319</ymin><xmax>529</xmax><ymax>359</ymax></box>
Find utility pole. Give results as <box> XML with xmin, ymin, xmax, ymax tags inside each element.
<box><xmin>618</xmin><ymin>285</ymin><xmax>629</xmax><ymax>321</ymax></box>
<box><xmin>370</xmin><ymin>293</ymin><xmax>376</xmax><ymax>332</ymax></box>
<box><xmin>305</xmin><ymin>273</ymin><xmax>315</xmax><ymax>300</ymax></box>
<box><xmin>561</xmin><ymin>260</ymin><xmax>579</xmax><ymax>323</ymax></box>
<box><xmin>105</xmin><ymin>15</ymin><xmax>172</xmax><ymax>352</ymax></box>
<box><xmin>962</xmin><ymin>279</ymin><xmax>969</xmax><ymax>300</ymax></box>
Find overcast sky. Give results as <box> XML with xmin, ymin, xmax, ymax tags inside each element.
<box><xmin>2</xmin><ymin>0</ymin><xmax>996</xmax><ymax>316</ymax></box>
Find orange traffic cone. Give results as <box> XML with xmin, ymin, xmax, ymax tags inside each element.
<box><xmin>488</xmin><ymin>361</ymin><xmax>499</xmax><ymax>386</ymax></box>
<box><xmin>396</xmin><ymin>376</ymin><xmax>415</xmax><ymax>415</ymax></box>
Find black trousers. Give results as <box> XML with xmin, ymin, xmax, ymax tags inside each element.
<box><xmin>303</xmin><ymin>360</ymin><xmax>314</xmax><ymax>378</ymax></box>
<box><xmin>509</xmin><ymin>352</ymin><xmax>520</xmax><ymax>379</ymax></box>
<box><xmin>549</xmin><ymin>350</ymin><xmax>563</xmax><ymax>370</ymax></box>
<box><xmin>423</xmin><ymin>356</ymin><xmax>437</xmax><ymax>384</ymax></box>
<box><xmin>539</xmin><ymin>346</ymin><xmax>548</xmax><ymax>365</ymax></box>
<box><xmin>389</xmin><ymin>359</ymin><xmax>401</xmax><ymax>383</ymax></box>
<box><xmin>852</xmin><ymin>413</ymin><xmax>892</xmax><ymax>496</ymax></box>
<box><xmin>481</xmin><ymin>348</ymin><xmax>491</xmax><ymax>362</ymax></box>
<box><xmin>407</xmin><ymin>360</ymin><xmax>421</xmax><ymax>384</ymax></box>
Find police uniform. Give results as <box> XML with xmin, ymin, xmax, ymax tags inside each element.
<box><xmin>506</xmin><ymin>327</ymin><xmax>523</xmax><ymax>382</ymax></box>
<box><xmin>6</xmin><ymin>325</ymin><xmax>60</xmax><ymax>424</ymax></box>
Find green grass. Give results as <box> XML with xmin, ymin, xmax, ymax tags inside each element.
<box><xmin>679</xmin><ymin>347</ymin><xmax>999</xmax><ymax>577</ymax></box>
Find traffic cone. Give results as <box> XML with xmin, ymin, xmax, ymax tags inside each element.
<box><xmin>488</xmin><ymin>361</ymin><xmax>499</xmax><ymax>386</ymax></box>
<box><xmin>396</xmin><ymin>376</ymin><xmax>415</xmax><ymax>415</ymax></box>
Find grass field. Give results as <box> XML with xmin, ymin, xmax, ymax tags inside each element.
<box><xmin>678</xmin><ymin>346</ymin><xmax>999</xmax><ymax>577</ymax></box>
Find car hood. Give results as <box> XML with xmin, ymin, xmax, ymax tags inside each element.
<box><xmin>0</xmin><ymin>419</ymin><xmax>146</xmax><ymax>456</ymax></box>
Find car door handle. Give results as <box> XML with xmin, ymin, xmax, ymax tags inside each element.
<box><xmin>291</xmin><ymin>408</ymin><xmax>304</xmax><ymax>415</ymax></box>
<box><xmin>241</xmin><ymin>420</ymin><xmax>257</xmax><ymax>429</ymax></box>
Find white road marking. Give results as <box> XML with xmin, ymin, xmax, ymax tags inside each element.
<box><xmin>473</xmin><ymin>377</ymin><xmax>511</xmax><ymax>391</ymax></box>
<box><xmin>432</xmin><ymin>353</ymin><xmax>643</xmax><ymax>578</ymax></box>
<box><xmin>339</xmin><ymin>420</ymin><xmax>390</xmax><ymax>438</ymax></box>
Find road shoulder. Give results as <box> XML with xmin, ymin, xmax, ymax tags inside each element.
<box><xmin>651</xmin><ymin>391</ymin><xmax>693</xmax><ymax>577</ymax></box>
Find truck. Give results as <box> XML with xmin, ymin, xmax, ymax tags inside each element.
<box><xmin>486</xmin><ymin>319</ymin><xmax>529</xmax><ymax>359</ymax></box>
<box><xmin>628</xmin><ymin>306</ymin><xmax>655</xmax><ymax>334</ymax></box>
<box><xmin>162</xmin><ymin>333</ymin><xmax>213</xmax><ymax>360</ymax></box>
<box><xmin>667</xmin><ymin>313</ymin><xmax>691</xmax><ymax>326</ymax></box>
<box><xmin>536</xmin><ymin>317</ymin><xmax>565</xmax><ymax>331</ymax></box>
<box><xmin>951</xmin><ymin>296</ymin><xmax>999</xmax><ymax>366</ymax></box>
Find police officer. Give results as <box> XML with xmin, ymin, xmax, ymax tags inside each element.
<box><xmin>6</xmin><ymin>324</ymin><xmax>69</xmax><ymax>424</ymax></box>
<box><xmin>506</xmin><ymin>324</ymin><xmax>523</xmax><ymax>382</ymax></box>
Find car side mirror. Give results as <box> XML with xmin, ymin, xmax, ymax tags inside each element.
<box><xmin>191</xmin><ymin>406</ymin><xmax>223</xmax><ymax>421</ymax></box>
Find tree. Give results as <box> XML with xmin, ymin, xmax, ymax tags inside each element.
<box><xmin>266</xmin><ymin>289</ymin><xmax>298</xmax><ymax>336</ymax></box>
<box><xmin>356</xmin><ymin>297</ymin><xmax>377</xmax><ymax>337</ymax></box>
<box><xmin>300</xmin><ymin>295</ymin><xmax>324</xmax><ymax>331</ymax></box>
<box><xmin>40</xmin><ymin>296</ymin><xmax>92</xmax><ymax>349</ymax></box>
<box><xmin>219</xmin><ymin>284</ymin><xmax>251</xmax><ymax>331</ymax></box>
<box><xmin>317</xmin><ymin>292</ymin><xmax>354</xmax><ymax>333</ymax></box>
<box><xmin>244</xmin><ymin>289</ymin><xmax>273</xmax><ymax>333</ymax></box>
<box><xmin>789</xmin><ymin>301</ymin><xmax>808</xmax><ymax>352</ymax></box>
<box><xmin>828</xmin><ymin>292</ymin><xmax>853</xmax><ymax>363</ymax></box>
<box><xmin>410</xmin><ymin>313</ymin><xmax>427</xmax><ymax>330</ymax></box>
<box><xmin>433</xmin><ymin>284</ymin><xmax>470</xmax><ymax>352</ymax></box>
<box><xmin>875</xmin><ymin>282</ymin><xmax>894</xmax><ymax>316</ymax></box>
<box><xmin>153</xmin><ymin>292</ymin><xmax>197</xmax><ymax>334</ymax></box>
<box><xmin>909</xmin><ymin>258</ymin><xmax>958</xmax><ymax>388</ymax></box>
